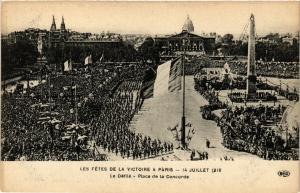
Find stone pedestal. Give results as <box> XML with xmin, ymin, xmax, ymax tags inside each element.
<box><xmin>247</xmin><ymin>75</ymin><xmax>256</xmax><ymax>98</ymax></box>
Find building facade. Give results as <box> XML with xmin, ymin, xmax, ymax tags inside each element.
<box><xmin>154</xmin><ymin>16</ymin><xmax>215</xmax><ymax>56</ymax></box>
<box><xmin>48</xmin><ymin>16</ymin><xmax>123</xmax><ymax>49</ymax></box>
<box><xmin>49</xmin><ymin>16</ymin><xmax>69</xmax><ymax>48</ymax></box>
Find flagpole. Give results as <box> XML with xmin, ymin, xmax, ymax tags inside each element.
<box><xmin>75</xmin><ymin>85</ymin><xmax>78</xmax><ymax>125</ymax></box>
<box><xmin>48</xmin><ymin>73</ymin><xmax>52</xmax><ymax>121</ymax></box>
<box><xmin>181</xmin><ymin>44</ymin><xmax>186</xmax><ymax>149</ymax></box>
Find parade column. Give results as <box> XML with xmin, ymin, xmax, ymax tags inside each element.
<box><xmin>246</xmin><ymin>14</ymin><xmax>257</xmax><ymax>98</ymax></box>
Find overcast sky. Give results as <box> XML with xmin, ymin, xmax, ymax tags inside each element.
<box><xmin>2</xmin><ymin>1</ymin><xmax>299</xmax><ymax>37</ymax></box>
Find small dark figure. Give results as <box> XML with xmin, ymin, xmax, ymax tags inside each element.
<box><xmin>206</xmin><ymin>139</ymin><xmax>210</xmax><ymax>148</ymax></box>
<box><xmin>190</xmin><ymin>150</ymin><xmax>195</xmax><ymax>161</ymax></box>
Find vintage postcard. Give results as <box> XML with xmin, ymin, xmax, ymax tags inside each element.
<box><xmin>0</xmin><ymin>1</ymin><xmax>299</xmax><ymax>193</ymax></box>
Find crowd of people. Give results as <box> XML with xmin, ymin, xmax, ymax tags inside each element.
<box><xmin>194</xmin><ymin>63</ymin><xmax>299</xmax><ymax>160</ymax></box>
<box><xmin>2</xmin><ymin>54</ymin><xmax>298</xmax><ymax>161</ymax></box>
<box><xmin>220</xmin><ymin>155</ymin><xmax>234</xmax><ymax>161</ymax></box>
<box><xmin>228</xmin><ymin>91</ymin><xmax>277</xmax><ymax>102</ymax></box>
<box><xmin>194</xmin><ymin>63</ymin><xmax>298</xmax><ymax>102</ymax></box>
<box><xmin>91</xmin><ymin>79</ymin><xmax>173</xmax><ymax>160</ymax></box>
<box><xmin>218</xmin><ymin>105</ymin><xmax>298</xmax><ymax>160</ymax></box>
<box><xmin>194</xmin><ymin>78</ymin><xmax>226</xmax><ymax>120</ymax></box>
<box><xmin>1</xmin><ymin>62</ymin><xmax>174</xmax><ymax>161</ymax></box>
<box><xmin>190</xmin><ymin>150</ymin><xmax>209</xmax><ymax>161</ymax></box>
<box><xmin>184</xmin><ymin>55</ymin><xmax>213</xmax><ymax>75</ymax></box>
<box><xmin>210</xmin><ymin>60</ymin><xmax>299</xmax><ymax>78</ymax></box>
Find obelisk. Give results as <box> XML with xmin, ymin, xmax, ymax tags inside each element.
<box><xmin>246</xmin><ymin>14</ymin><xmax>257</xmax><ymax>97</ymax></box>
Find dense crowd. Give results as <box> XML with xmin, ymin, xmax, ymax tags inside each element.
<box><xmin>219</xmin><ymin>105</ymin><xmax>298</xmax><ymax>160</ymax></box>
<box><xmin>190</xmin><ymin>150</ymin><xmax>209</xmax><ymax>161</ymax></box>
<box><xmin>228</xmin><ymin>91</ymin><xmax>277</xmax><ymax>102</ymax></box>
<box><xmin>184</xmin><ymin>55</ymin><xmax>213</xmax><ymax>75</ymax></box>
<box><xmin>195</xmin><ymin>63</ymin><xmax>298</xmax><ymax>102</ymax></box>
<box><xmin>1</xmin><ymin>63</ymin><xmax>174</xmax><ymax>161</ymax></box>
<box><xmin>211</xmin><ymin>60</ymin><xmax>299</xmax><ymax>78</ymax></box>
<box><xmin>194</xmin><ymin>70</ymin><xmax>299</xmax><ymax>160</ymax></box>
<box><xmin>92</xmin><ymin>80</ymin><xmax>173</xmax><ymax>160</ymax></box>
<box><xmin>194</xmin><ymin>78</ymin><xmax>226</xmax><ymax>120</ymax></box>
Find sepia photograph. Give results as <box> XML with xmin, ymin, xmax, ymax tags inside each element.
<box><xmin>1</xmin><ymin>1</ymin><xmax>299</xmax><ymax>193</ymax></box>
<box><xmin>1</xmin><ymin>1</ymin><xmax>299</xmax><ymax>163</ymax></box>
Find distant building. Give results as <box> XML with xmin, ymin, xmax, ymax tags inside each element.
<box><xmin>182</xmin><ymin>15</ymin><xmax>194</xmax><ymax>33</ymax></box>
<box><xmin>154</xmin><ymin>15</ymin><xmax>215</xmax><ymax>56</ymax></box>
<box><xmin>49</xmin><ymin>16</ymin><xmax>69</xmax><ymax>48</ymax></box>
<box><xmin>48</xmin><ymin>16</ymin><xmax>123</xmax><ymax>49</ymax></box>
<box><xmin>64</xmin><ymin>39</ymin><xmax>122</xmax><ymax>49</ymax></box>
<box><xmin>5</xmin><ymin>28</ymin><xmax>48</xmax><ymax>45</ymax></box>
<box><xmin>282</xmin><ymin>37</ymin><xmax>296</xmax><ymax>45</ymax></box>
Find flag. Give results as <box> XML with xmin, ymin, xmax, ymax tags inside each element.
<box><xmin>64</xmin><ymin>60</ymin><xmax>70</xmax><ymax>71</ymax></box>
<box><xmin>37</xmin><ymin>36</ymin><xmax>43</xmax><ymax>55</ymax></box>
<box><xmin>64</xmin><ymin>59</ymin><xmax>72</xmax><ymax>71</ymax></box>
<box><xmin>141</xmin><ymin>57</ymin><xmax>182</xmax><ymax>98</ymax></box>
<box><xmin>84</xmin><ymin>56</ymin><xmax>89</xmax><ymax>65</ymax></box>
<box><xmin>84</xmin><ymin>55</ymin><xmax>93</xmax><ymax>65</ymax></box>
<box><xmin>99</xmin><ymin>53</ymin><xmax>104</xmax><ymax>62</ymax></box>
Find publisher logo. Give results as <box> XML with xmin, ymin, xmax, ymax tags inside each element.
<box><xmin>277</xmin><ymin>170</ymin><xmax>290</xmax><ymax>177</ymax></box>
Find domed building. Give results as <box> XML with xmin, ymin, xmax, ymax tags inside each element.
<box><xmin>182</xmin><ymin>15</ymin><xmax>194</xmax><ymax>33</ymax></box>
<box><xmin>154</xmin><ymin>15</ymin><xmax>215</xmax><ymax>56</ymax></box>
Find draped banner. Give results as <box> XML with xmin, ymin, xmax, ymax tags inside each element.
<box><xmin>142</xmin><ymin>57</ymin><xmax>182</xmax><ymax>99</ymax></box>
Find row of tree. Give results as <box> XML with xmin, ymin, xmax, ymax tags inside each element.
<box><xmin>1</xmin><ymin>34</ymin><xmax>298</xmax><ymax>80</ymax></box>
<box><xmin>215</xmin><ymin>33</ymin><xmax>299</xmax><ymax>62</ymax></box>
<box><xmin>1</xmin><ymin>40</ymin><xmax>139</xmax><ymax>80</ymax></box>
<box><xmin>45</xmin><ymin>42</ymin><xmax>138</xmax><ymax>64</ymax></box>
<box><xmin>1</xmin><ymin>40</ymin><xmax>38</xmax><ymax>79</ymax></box>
